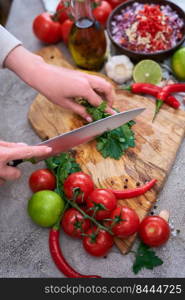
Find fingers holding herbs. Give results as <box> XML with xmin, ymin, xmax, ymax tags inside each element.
<box><xmin>79</xmin><ymin>100</ymin><xmax>136</xmax><ymax>160</ymax></box>
<box><xmin>82</xmin><ymin>73</ymin><xmax>116</xmax><ymax>110</ymax></box>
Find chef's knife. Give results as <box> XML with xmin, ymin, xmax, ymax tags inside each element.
<box><xmin>9</xmin><ymin>107</ymin><xmax>145</xmax><ymax>167</ymax></box>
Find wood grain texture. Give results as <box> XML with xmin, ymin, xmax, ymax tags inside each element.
<box><xmin>28</xmin><ymin>46</ymin><xmax>185</xmax><ymax>254</ymax></box>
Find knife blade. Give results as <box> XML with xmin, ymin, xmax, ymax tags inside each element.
<box><xmin>10</xmin><ymin>107</ymin><xmax>145</xmax><ymax>166</ymax></box>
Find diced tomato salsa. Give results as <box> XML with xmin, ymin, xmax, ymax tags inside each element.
<box><xmin>111</xmin><ymin>2</ymin><xmax>184</xmax><ymax>53</ymax></box>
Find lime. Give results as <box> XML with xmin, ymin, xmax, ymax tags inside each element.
<box><xmin>171</xmin><ymin>47</ymin><xmax>185</xmax><ymax>80</ymax></box>
<box><xmin>133</xmin><ymin>60</ymin><xmax>162</xmax><ymax>84</ymax></box>
<box><xmin>28</xmin><ymin>190</ymin><xmax>64</xmax><ymax>227</ymax></box>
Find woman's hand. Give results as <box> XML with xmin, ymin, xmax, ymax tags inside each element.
<box><xmin>33</xmin><ymin>66</ymin><xmax>116</xmax><ymax>122</ymax></box>
<box><xmin>5</xmin><ymin>46</ymin><xmax>116</xmax><ymax>122</ymax></box>
<box><xmin>0</xmin><ymin>141</ymin><xmax>51</xmax><ymax>185</ymax></box>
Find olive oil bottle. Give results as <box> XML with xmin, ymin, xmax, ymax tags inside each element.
<box><xmin>68</xmin><ymin>0</ymin><xmax>107</xmax><ymax>70</ymax></box>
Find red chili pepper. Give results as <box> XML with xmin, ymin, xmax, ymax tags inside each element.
<box><xmin>130</xmin><ymin>83</ymin><xmax>160</xmax><ymax>97</ymax></box>
<box><xmin>154</xmin><ymin>83</ymin><xmax>185</xmax><ymax>120</ymax></box>
<box><xmin>158</xmin><ymin>83</ymin><xmax>185</xmax><ymax>101</ymax></box>
<box><xmin>165</xmin><ymin>95</ymin><xmax>180</xmax><ymax>109</ymax></box>
<box><xmin>124</xmin><ymin>83</ymin><xmax>180</xmax><ymax>109</ymax></box>
<box><xmin>49</xmin><ymin>226</ymin><xmax>101</xmax><ymax>278</ymax></box>
<box><xmin>110</xmin><ymin>179</ymin><xmax>157</xmax><ymax>200</ymax></box>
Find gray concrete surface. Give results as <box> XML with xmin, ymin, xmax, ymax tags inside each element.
<box><xmin>0</xmin><ymin>0</ymin><xmax>185</xmax><ymax>278</ymax></box>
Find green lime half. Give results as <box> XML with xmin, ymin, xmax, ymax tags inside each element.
<box><xmin>28</xmin><ymin>190</ymin><xmax>64</xmax><ymax>227</ymax></box>
<box><xmin>133</xmin><ymin>60</ymin><xmax>162</xmax><ymax>84</ymax></box>
<box><xmin>171</xmin><ymin>47</ymin><xmax>185</xmax><ymax>80</ymax></box>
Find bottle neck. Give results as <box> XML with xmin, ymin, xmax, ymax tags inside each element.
<box><xmin>71</xmin><ymin>0</ymin><xmax>94</xmax><ymax>21</ymax></box>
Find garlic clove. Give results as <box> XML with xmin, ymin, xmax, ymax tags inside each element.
<box><xmin>159</xmin><ymin>210</ymin><xmax>170</xmax><ymax>222</ymax></box>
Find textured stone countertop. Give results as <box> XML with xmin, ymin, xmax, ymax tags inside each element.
<box><xmin>0</xmin><ymin>0</ymin><xmax>185</xmax><ymax>278</ymax></box>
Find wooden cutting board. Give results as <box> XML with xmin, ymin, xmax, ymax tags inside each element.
<box><xmin>28</xmin><ymin>46</ymin><xmax>185</xmax><ymax>254</ymax></box>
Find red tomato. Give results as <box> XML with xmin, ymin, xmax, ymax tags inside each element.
<box><xmin>83</xmin><ymin>227</ymin><xmax>114</xmax><ymax>257</ymax></box>
<box><xmin>29</xmin><ymin>169</ymin><xmax>56</xmax><ymax>192</ymax></box>
<box><xmin>110</xmin><ymin>206</ymin><xmax>140</xmax><ymax>238</ymax></box>
<box><xmin>61</xmin><ymin>208</ymin><xmax>90</xmax><ymax>238</ymax></box>
<box><xmin>139</xmin><ymin>216</ymin><xmax>170</xmax><ymax>247</ymax></box>
<box><xmin>106</xmin><ymin>0</ymin><xmax>127</xmax><ymax>9</ymax></box>
<box><xmin>33</xmin><ymin>12</ymin><xmax>61</xmax><ymax>44</ymax></box>
<box><xmin>60</xmin><ymin>19</ymin><xmax>74</xmax><ymax>44</ymax></box>
<box><xmin>93</xmin><ymin>1</ymin><xmax>112</xmax><ymax>27</ymax></box>
<box><xmin>86</xmin><ymin>189</ymin><xmax>117</xmax><ymax>220</ymax></box>
<box><xmin>56</xmin><ymin>1</ymin><xmax>69</xmax><ymax>23</ymax></box>
<box><xmin>63</xmin><ymin>172</ymin><xmax>94</xmax><ymax>204</ymax></box>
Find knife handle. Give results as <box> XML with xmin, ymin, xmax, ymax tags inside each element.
<box><xmin>7</xmin><ymin>159</ymin><xmax>24</xmax><ymax>167</ymax></box>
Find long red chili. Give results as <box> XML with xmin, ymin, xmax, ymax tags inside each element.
<box><xmin>154</xmin><ymin>83</ymin><xmax>185</xmax><ymax>120</ymax></box>
<box><xmin>110</xmin><ymin>179</ymin><xmax>157</xmax><ymax>199</ymax></box>
<box><xmin>49</xmin><ymin>227</ymin><xmax>101</xmax><ymax>278</ymax></box>
<box><xmin>125</xmin><ymin>83</ymin><xmax>180</xmax><ymax>109</ymax></box>
<box><xmin>129</xmin><ymin>83</ymin><xmax>159</xmax><ymax>97</ymax></box>
<box><xmin>164</xmin><ymin>95</ymin><xmax>180</xmax><ymax>109</ymax></box>
<box><xmin>157</xmin><ymin>83</ymin><xmax>185</xmax><ymax>102</ymax></box>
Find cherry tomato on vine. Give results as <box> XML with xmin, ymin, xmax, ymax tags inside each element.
<box><xmin>83</xmin><ymin>226</ymin><xmax>114</xmax><ymax>257</ymax></box>
<box><xmin>29</xmin><ymin>169</ymin><xmax>56</xmax><ymax>192</ymax></box>
<box><xmin>86</xmin><ymin>189</ymin><xmax>117</xmax><ymax>220</ymax></box>
<box><xmin>62</xmin><ymin>208</ymin><xmax>90</xmax><ymax>238</ymax></box>
<box><xmin>109</xmin><ymin>206</ymin><xmax>140</xmax><ymax>238</ymax></box>
<box><xmin>60</xmin><ymin>19</ymin><xmax>74</xmax><ymax>44</ymax></box>
<box><xmin>33</xmin><ymin>12</ymin><xmax>61</xmax><ymax>43</ymax></box>
<box><xmin>56</xmin><ymin>1</ymin><xmax>69</xmax><ymax>23</ymax></box>
<box><xmin>106</xmin><ymin>0</ymin><xmax>127</xmax><ymax>9</ymax></box>
<box><xmin>93</xmin><ymin>0</ymin><xmax>112</xmax><ymax>27</ymax></box>
<box><xmin>139</xmin><ymin>216</ymin><xmax>170</xmax><ymax>247</ymax></box>
<box><xmin>63</xmin><ymin>172</ymin><xmax>94</xmax><ymax>204</ymax></box>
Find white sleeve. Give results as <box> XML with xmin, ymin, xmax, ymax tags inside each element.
<box><xmin>0</xmin><ymin>25</ymin><xmax>22</xmax><ymax>68</ymax></box>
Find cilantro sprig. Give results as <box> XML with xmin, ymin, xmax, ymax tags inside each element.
<box><xmin>80</xmin><ymin>100</ymin><xmax>136</xmax><ymax>160</ymax></box>
<box><xmin>133</xmin><ymin>242</ymin><xmax>163</xmax><ymax>274</ymax></box>
<box><xmin>45</xmin><ymin>152</ymin><xmax>81</xmax><ymax>199</ymax></box>
<box><xmin>85</xmin><ymin>101</ymin><xmax>109</xmax><ymax>121</ymax></box>
<box><xmin>96</xmin><ymin>121</ymin><xmax>135</xmax><ymax>160</ymax></box>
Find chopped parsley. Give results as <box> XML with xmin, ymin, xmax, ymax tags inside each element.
<box><xmin>133</xmin><ymin>242</ymin><xmax>163</xmax><ymax>274</ymax></box>
<box><xmin>82</xmin><ymin>100</ymin><xmax>136</xmax><ymax>160</ymax></box>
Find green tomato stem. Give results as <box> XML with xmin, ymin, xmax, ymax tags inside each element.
<box><xmin>65</xmin><ymin>197</ymin><xmax>113</xmax><ymax>235</ymax></box>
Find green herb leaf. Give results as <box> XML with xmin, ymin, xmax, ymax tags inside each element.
<box><xmin>81</xmin><ymin>100</ymin><xmax>136</xmax><ymax>160</ymax></box>
<box><xmin>133</xmin><ymin>242</ymin><xmax>163</xmax><ymax>274</ymax></box>
<box><xmin>86</xmin><ymin>101</ymin><xmax>109</xmax><ymax>121</ymax></box>
<box><xmin>45</xmin><ymin>152</ymin><xmax>81</xmax><ymax>200</ymax></box>
<box><xmin>96</xmin><ymin>122</ymin><xmax>135</xmax><ymax>160</ymax></box>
